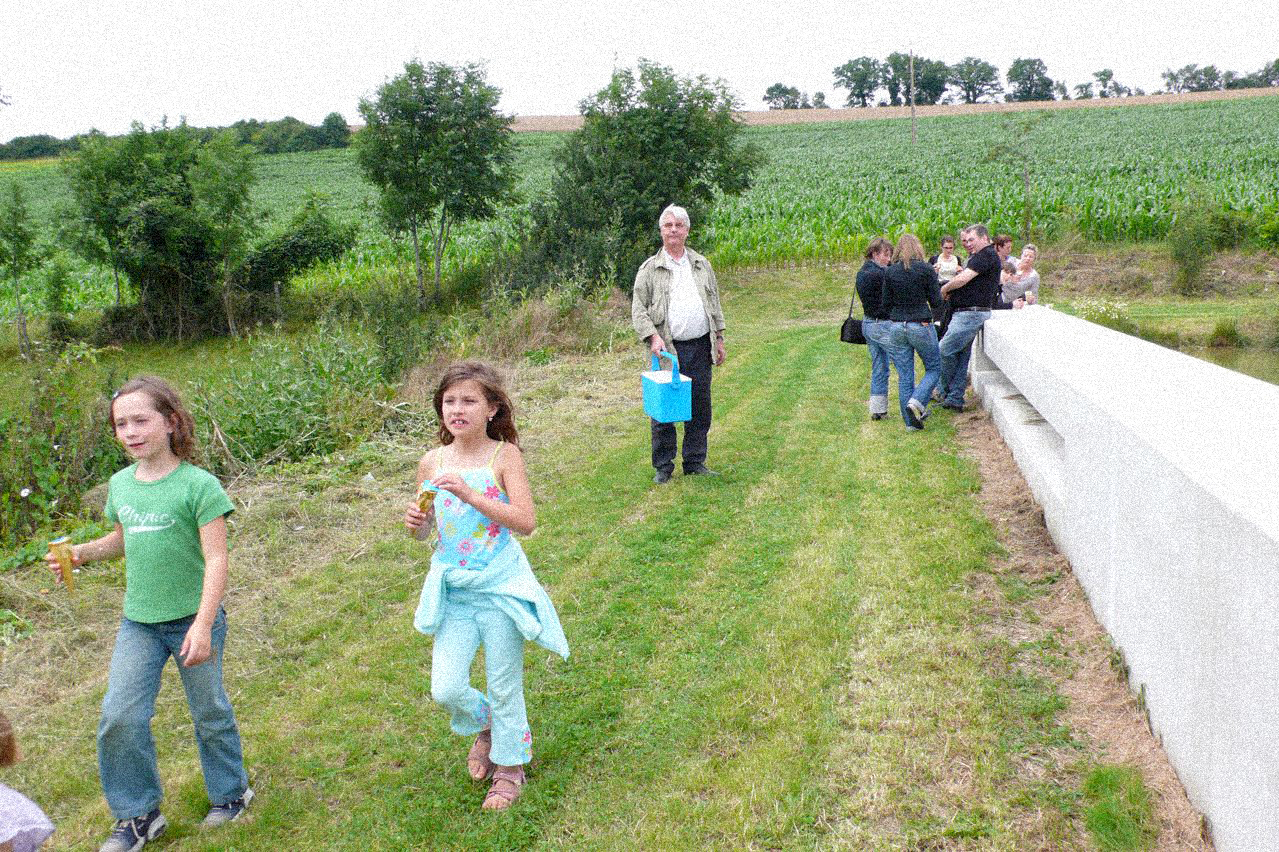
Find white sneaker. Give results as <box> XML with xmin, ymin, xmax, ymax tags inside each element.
<box><xmin>202</xmin><ymin>787</ymin><xmax>254</xmax><ymax>827</ymax></box>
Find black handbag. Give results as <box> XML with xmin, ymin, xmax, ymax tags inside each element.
<box><xmin>840</xmin><ymin>297</ymin><xmax>867</xmax><ymax>345</ymax></box>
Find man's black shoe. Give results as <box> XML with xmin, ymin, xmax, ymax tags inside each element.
<box><xmin>654</xmin><ymin>469</ymin><xmax>673</xmax><ymax>484</ymax></box>
<box><xmin>941</xmin><ymin>402</ymin><xmax>964</xmax><ymax>412</ymax></box>
<box><xmin>683</xmin><ymin>464</ymin><xmax>718</xmax><ymax>476</ymax></box>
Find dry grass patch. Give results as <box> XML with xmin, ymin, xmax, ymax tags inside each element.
<box><xmin>954</xmin><ymin>403</ymin><xmax>1210</xmax><ymax>850</ymax></box>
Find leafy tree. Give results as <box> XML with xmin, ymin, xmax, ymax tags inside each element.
<box><xmin>914</xmin><ymin>59</ymin><xmax>951</xmax><ymax>105</ymax></box>
<box><xmin>1259</xmin><ymin>59</ymin><xmax>1279</xmax><ymax>86</ymax></box>
<box><xmin>189</xmin><ymin>131</ymin><xmax>258</xmax><ymax>335</ymax></box>
<box><xmin>883</xmin><ymin>52</ymin><xmax>912</xmax><ymax>106</ymax></box>
<box><xmin>833</xmin><ymin>57</ymin><xmax>883</xmax><ymax>107</ymax></box>
<box><xmin>1092</xmin><ymin>69</ymin><xmax>1130</xmax><ymax>98</ymax></box>
<box><xmin>880</xmin><ymin>53</ymin><xmax>949</xmax><ymax>106</ymax></box>
<box><xmin>948</xmin><ymin>57</ymin><xmax>1003</xmax><ymax>103</ymax></box>
<box><xmin>1162</xmin><ymin>64</ymin><xmax>1224</xmax><ymax>93</ymax></box>
<box><xmin>812</xmin><ymin>91</ymin><xmax>829</xmax><ymax>109</ymax></box>
<box><xmin>763</xmin><ymin>83</ymin><xmax>802</xmax><ymax>110</ymax></box>
<box><xmin>0</xmin><ymin>182</ymin><xmax>38</xmax><ymax>356</ymax></box>
<box><xmin>1073</xmin><ymin>81</ymin><xmax>1095</xmax><ymax>99</ymax></box>
<box><xmin>1053</xmin><ymin>80</ymin><xmax>1070</xmax><ymax>100</ymax></box>
<box><xmin>318</xmin><ymin>112</ymin><xmax>351</xmax><ymax>148</ymax></box>
<box><xmin>523</xmin><ymin>59</ymin><xmax>761</xmax><ymax>289</ymax></box>
<box><xmin>1006</xmin><ymin>58</ymin><xmax>1055</xmax><ymax>101</ymax></box>
<box><xmin>64</xmin><ymin>122</ymin><xmax>257</xmax><ymax>339</ymax></box>
<box><xmin>357</xmin><ymin>60</ymin><xmax>515</xmax><ymax>305</ymax></box>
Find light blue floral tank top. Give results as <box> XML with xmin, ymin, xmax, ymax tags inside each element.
<box><xmin>429</xmin><ymin>441</ymin><xmax>512</xmax><ymax>572</ymax></box>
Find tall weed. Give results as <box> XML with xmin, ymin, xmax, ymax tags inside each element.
<box><xmin>190</xmin><ymin>319</ymin><xmax>392</xmax><ymax>474</ymax></box>
<box><xmin>0</xmin><ymin>343</ymin><xmax>123</xmax><ymax>550</ymax></box>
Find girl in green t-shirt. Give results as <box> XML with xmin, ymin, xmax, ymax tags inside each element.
<box><xmin>46</xmin><ymin>376</ymin><xmax>251</xmax><ymax>852</ymax></box>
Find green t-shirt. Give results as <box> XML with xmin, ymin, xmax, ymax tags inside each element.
<box><xmin>105</xmin><ymin>461</ymin><xmax>235</xmax><ymax>623</ymax></box>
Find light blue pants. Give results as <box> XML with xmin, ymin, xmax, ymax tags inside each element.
<box><xmin>430</xmin><ymin>602</ymin><xmax>532</xmax><ymax>766</ymax></box>
<box><xmin>98</xmin><ymin>609</ymin><xmax>248</xmax><ymax>820</ymax></box>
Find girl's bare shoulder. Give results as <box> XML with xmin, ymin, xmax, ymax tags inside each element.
<box><xmin>416</xmin><ymin>447</ymin><xmax>443</xmax><ymax>480</ymax></box>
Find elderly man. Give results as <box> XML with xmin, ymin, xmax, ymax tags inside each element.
<box><xmin>936</xmin><ymin>224</ymin><xmax>1002</xmax><ymax>412</ymax></box>
<box><xmin>631</xmin><ymin>204</ymin><xmax>726</xmax><ymax>484</ymax></box>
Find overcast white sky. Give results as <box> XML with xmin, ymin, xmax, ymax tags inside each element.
<box><xmin>4</xmin><ymin>0</ymin><xmax>1276</xmax><ymax>142</ymax></box>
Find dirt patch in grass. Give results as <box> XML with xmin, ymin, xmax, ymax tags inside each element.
<box><xmin>510</xmin><ymin>87</ymin><xmax>1279</xmax><ymax>133</ymax></box>
<box><xmin>1039</xmin><ymin>246</ymin><xmax>1279</xmax><ymax>300</ymax></box>
<box><xmin>952</xmin><ymin>404</ymin><xmax>1212</xmax><ymax>850</ymax></box>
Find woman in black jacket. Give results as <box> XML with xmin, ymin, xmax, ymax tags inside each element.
<box><xmin>882</xmin><ymin>233</ymin><xmax>944</xmax><ymax>430</ymax></box>
<box><xmin>855</xmin><ymin>237</ymin><xmax>894</xmax><ymax>420</ymax></box>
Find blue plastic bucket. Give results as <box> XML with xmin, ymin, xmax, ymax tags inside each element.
<box><xmin>642</xmin><ymin>350</ymin><xmax>692</xmax><ymax>423</ymax></box>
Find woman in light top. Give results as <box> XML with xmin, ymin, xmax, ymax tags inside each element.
<box><xmin>996</xmin><ymin>244</ymin><xmax>1041</xmax><ymax>309</ymax></box>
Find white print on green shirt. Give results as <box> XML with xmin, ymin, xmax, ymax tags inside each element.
<box><xmin>117</xmin><ymin>504</ymin><xmax>176</xmax><ymax>534</ymax></box>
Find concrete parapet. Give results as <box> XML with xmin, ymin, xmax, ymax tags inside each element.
<box><xmin>971</xmin><ymin>306</ymin><xmax>1279</xmax><ymax>851</ymax></box>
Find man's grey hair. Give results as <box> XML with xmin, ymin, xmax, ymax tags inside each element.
<box><xmin>659</xmin><ymin>204</ymin><xmax>690</xmax><ymax>229</ymax></box>
<box><xmin>961</xmin><ymin>223</ymin><xmax>990</xmax><ymax>239</ymax></box>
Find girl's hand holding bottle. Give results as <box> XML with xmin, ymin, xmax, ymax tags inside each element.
<box><xmin>44</xmin><ymin>541</ymin><xmax>83</xmax><ymax>584</ymax></box>
<box><xmin>406</xmin><ymin>496</ymin><xmax>436</xmax><ymax>541</ymax></box>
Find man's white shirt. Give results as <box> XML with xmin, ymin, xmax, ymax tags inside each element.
<box><xmin>664</xmin><ymin>250</ymin><xmax>709</xmax><ymax>341</ymax></box>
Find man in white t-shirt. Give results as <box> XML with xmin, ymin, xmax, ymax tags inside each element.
<box><xmin>631</xmin><ymin>204</ymin><xmax>727</xmax><ymax>484</ymax></box>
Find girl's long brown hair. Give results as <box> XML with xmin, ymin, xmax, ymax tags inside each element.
<box><xmin>110</xmin><ymin>375</ymin><xmax>198</xmax><ymax>461</ymax></box>
<box><xmin>0</xmin><ymin>711</ymin><xmax>17</xmax><ymax>766</ymax></box>
<box><xmin>433</xmin><ymin>362</ymin><xmax>520</xmax><ymax>448</ymax></box>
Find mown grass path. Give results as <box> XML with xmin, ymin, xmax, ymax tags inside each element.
<box><xmin>6</xmin><ymin>267</ymin><xmax>1118</xmax><ymax>849</ymax></box>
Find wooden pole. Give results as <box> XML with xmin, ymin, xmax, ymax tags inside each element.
<box><xmin>910</xmin><ymin>50</ymin><xmax>917</xmax><ymax>144</ymax></box>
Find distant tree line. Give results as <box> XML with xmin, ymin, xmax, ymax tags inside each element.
<box><xmin>0</xmin><ymin>112</ymin><xmax>352</xmax><ymax>161</ymax></box>
<box><xmin>767</xmin><ymin>54</ymin><xmax>1279</xmax><ymax>109</ymax></box>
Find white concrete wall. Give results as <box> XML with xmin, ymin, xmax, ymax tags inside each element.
<box><xmin>970</xmin><ymin>306</ymin><xmax>1279</xmax><ymax>852</ymax></box>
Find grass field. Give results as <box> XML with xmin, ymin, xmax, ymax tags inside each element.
<box><xmin>0</xmin><ymin>266</ymin><xmax>1169</xmax><ymax>849</ymax></box>
<box><xmin>2</xmin><ymin>93</ymin><xmax>1277</xmax><ymax>314</ymax></box>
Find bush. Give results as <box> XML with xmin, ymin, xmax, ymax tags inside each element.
<box><xmin>189</xmin><ymin>320</ymin><xmax>392</xmax><ymax>474</ymax></box>
<box><xmin>240</xmin><ymin>195</ymin><xmax>357</xmax><ymax>312</ymax></box>
<box><xmin>324</xmin><ymin>284</ymin><xmax>438</xmax><ymax>384</ymax></box>
<box><xmin>1208</xmin><ymin>209</ymin><xmax>1251</xmax><ymax>250</ymax></box>
<box><xmin>43</xmin><ymin>252</ymin><xmax>76</xmax><ymax>344</ymax></box>
<box><xmin>1207</xmin><ymin>318</ymin><xmax>1245</xmax><ymax>347</ymax></box>
<box><xmin>1258</xmin><ymin>208</ymin><xmax>1279</xmax><ymax>248</ymax></box>
<box><xmin>1167</xmin><ymin>200</ymin><xmax>1216</xmax><ymax>296</ymax></box>
<box><xmin>0</xmin><ymin>343</ymin><xmax>123</xmax><ymax>549</ymax></box>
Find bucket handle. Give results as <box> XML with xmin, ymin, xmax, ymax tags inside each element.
<box><xmin>651</xmin><ymin>350</ymin><xmax>680</xmax><ymax>381</ymax></box>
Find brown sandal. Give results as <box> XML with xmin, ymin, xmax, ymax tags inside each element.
<box><xmin>481</xmin><ymin>765</ymin><xmax>525</xmax><ymax>810</ymax></box>
<box><xmin>467</xmin><ymin>730</ymin><xmax>494</xmax><ymax>781</ymax></box>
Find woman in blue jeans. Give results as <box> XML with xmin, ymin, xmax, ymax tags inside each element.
<box><xmin>881</xmin><ymin>234</ymin><xmax>945</xmax><ymax>430</ymax></box>
<box><xmin>855</xmin><ymin>237</ymin><xmax>895</xmax><ymax>419</ymax></box>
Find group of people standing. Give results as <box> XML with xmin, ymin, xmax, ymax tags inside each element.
<box><xmin>856</xmin><ymin>224</ymin><xmax>1041</xmax><ymax>430</ymax></box>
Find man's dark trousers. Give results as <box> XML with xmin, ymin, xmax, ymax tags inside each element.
<box><xmin>651</xmin><ymin>333</ymin><xmax>713</xmax><ymax>475</ymax></box>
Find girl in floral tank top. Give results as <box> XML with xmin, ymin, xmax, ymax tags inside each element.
<box><xmin>405</xmin><ymin>362</ymin><xmax>568</xmax><ymax>812</ymax></box>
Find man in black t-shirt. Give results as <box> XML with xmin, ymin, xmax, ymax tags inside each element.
<box><xmin>936</xmin><ymin>224</ymin><xmax>1001</xmax><ymax>411</ymax></box>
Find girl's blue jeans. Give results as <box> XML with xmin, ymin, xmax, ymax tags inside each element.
<box><xmin>889</xmin><ymin>320</ymin><xmax>944</xmax><ymax>421</ymax></box>
<box><xmin>863</xmin><ymin>319</ymin><xmax>891</xmax><ymax>415</ymax></box>
<box><xmin>98</xmin><ymin>609</ymin><xmax>248</xmax><ymax>820</ymax></box>
<box><xmin>430</xmin><ymin>602</ymin><xmax>532</xmax><ymax>766</ymax></box>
